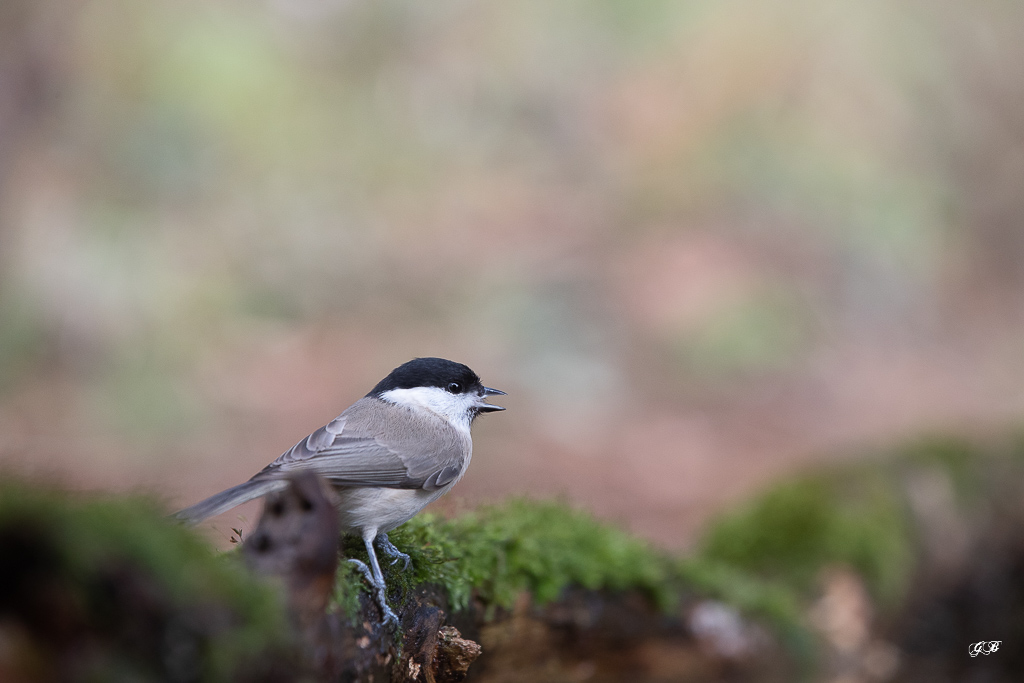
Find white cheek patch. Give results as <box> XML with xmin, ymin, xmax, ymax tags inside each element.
<box><xmin>379</xmin><ymin>386</ymin><xmax>475</xmax><ymax>433</ymax></box>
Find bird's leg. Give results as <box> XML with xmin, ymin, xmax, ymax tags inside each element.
<box><xmin>375</xmin><ymin>532</ymin><xmax>411</xmax><ymax>571</ymax></box>
<box><xmin>347</xmin><ymin>534</ymin><xmax>399</xmax><ymax>627</ymax></box>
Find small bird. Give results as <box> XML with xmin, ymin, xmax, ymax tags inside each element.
<box><xmin>175</xmin><ymin>357</ymin><xmax>505</xmax><ymax>625</ymax></box>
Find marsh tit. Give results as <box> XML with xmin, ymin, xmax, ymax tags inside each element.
<box><xmin>175</xmin><ymin>357</ymin><xmax>505</xmax><ymax>625</ymax></box>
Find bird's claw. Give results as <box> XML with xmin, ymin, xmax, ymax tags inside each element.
<box><xmin>347</xmin><ymin>558</ymin><xmax>374</xmax><ymax>583</ymax></box>
<box><xmin>381</xmin><ymin>604</ymin><xmax>400</xmax><ymax>627</ymax></box>
<box><xmin>376</xmin><ymin>533</ymin><xmax>412</xmax><ymax>572</ymax></box>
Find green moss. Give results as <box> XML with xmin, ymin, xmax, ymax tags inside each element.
<box><xmin>677</xmin><ymin>432</ymin><xmax>1024</xmax><ymax>665</ymax></box>
<box><xmin>9</xmin><ymin>431</ymin><xmax>1020</xmax><ymax>678</ymax></box>
<box><xmin>898</xmin><ymin>434</ymin><xmax>985</xmax><ymax>504</ymax></box>
<box><xmin>336</xmin><ymin>499</ymin><xmax>676</xmax><ymax>618</ymax></box>
<box><xmin>695</xmin><ymin>465</ymin><xmax>914</xmax><ymax>608</ymax></box>
<box><xmin>331</xmin><ymin>557</ymin><xmax>366</xmax><ymax>619</ymax></box>
<box><xmin>678</xmin><ymin>557</ymin><xmax>799</xmax><ymax>626</ymax></box>
<box><xmin>678</xmin><ymin>557</ymin><xmax>814</xmax><ymax>664</ymax></box>
<box><xmin>331</xmin><ymin>458</ymin><xmax>915</xmax><ymax>634</ymax></box>
<box><xmin>0</xmin><ymin>479</ymin><xmax>291</xmax><ymax>680</ymax></box>
<box><xmin>324</xmin><ymin>430</ymin><xmax>1024</xmax><ymax>670</ymax></box>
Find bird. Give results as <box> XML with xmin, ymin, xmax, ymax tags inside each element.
<box><xmin>174</xmin><ymin>357</ymin><xmax>505</xmax><ymax>625</ymax></box>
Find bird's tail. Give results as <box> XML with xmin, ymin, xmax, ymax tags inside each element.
<box><xmin>173</xmin><ymin>478</ymin><xmax>288</xmax><ymax>526</ymax></box>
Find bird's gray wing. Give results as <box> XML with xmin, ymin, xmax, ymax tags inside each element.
<box><xmin>252</xmin><ymin>404</ymin><xmax>464</xmax><ymax>491</ymax></box>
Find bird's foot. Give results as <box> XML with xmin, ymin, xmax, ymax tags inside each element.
<box><xmin>346</xmin><ymin>558</ymin><xmax>400</xmax><ymax>628</ymax></box>
<box><xmin>379</xmin><ymin>601</ymin><xmax>400</xmax><ymax>627</ymax></box>
<box><xmin>347</xmin><ymin>558</ymin><xmax>374</xmax><ymax>584</ymax></box>
<box><xmin>375</xmin><ymin>533</ymin><xmax>412</xmax><ymax>571</ymax></box>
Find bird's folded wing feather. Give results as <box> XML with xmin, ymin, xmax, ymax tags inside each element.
<box><xmin>252</xmin><ymin>410</ymin><xmax>462</xmax><ymax>490</ymax></box>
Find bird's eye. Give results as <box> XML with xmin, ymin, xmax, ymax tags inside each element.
<box><xmin>446</xmin><ymin>382</ymin><xmax>462</xmax><ymax>394</ymax></box>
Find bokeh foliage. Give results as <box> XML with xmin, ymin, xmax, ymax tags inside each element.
<box><xmin>4</xmin><ymin>0</ymin><xmax>1024</xmax><ymax>439</ymax></box>
<box><xmin>0</xmin><ymin>480</ymin><xmax>292</xmax><ymax>680</ymax></box>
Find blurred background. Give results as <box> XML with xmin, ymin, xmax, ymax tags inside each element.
<box><xmin>2</xmin><ymin>0</ymin><xmax>1024</xmax><ymax>548</ymax></box>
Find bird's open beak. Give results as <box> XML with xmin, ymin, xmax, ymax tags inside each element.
<box><xmin>477</xmin><ymin>386</ymin><xmax>506</xmax><ymax>412</ymax></box>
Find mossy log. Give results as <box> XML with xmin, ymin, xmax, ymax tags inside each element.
<box><xmin>242</xmin><ymin>473</ymin><xmax>791</xmax><ymax>682</ymax></box>
<box><xmin>4</xmin><ymin>433</ymin><xmax>1024</xmax><ymax>681</ymax></box>
<box><xmin>0</xmin><ymin>481</ymin><xmax>298</xmax><ymax>681</ymax></box>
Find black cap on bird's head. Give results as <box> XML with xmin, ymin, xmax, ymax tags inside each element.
<box><xmin>367</xmin><ymin>357</ymin><xmax>506</xmax><ymax>413</ymax></box>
